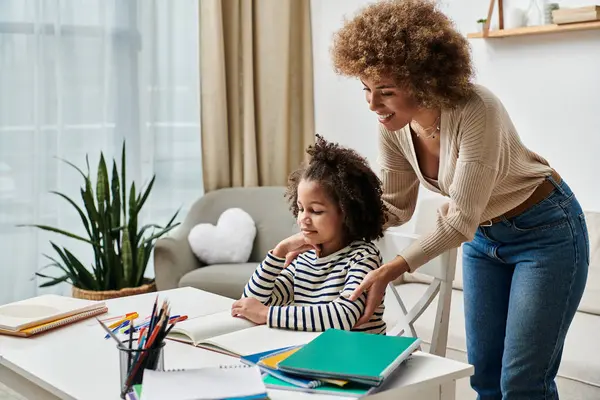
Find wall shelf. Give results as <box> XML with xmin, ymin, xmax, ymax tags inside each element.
<box><xmin>467</xmin><ymin>20</ymin><xmax>600</xmax><ymax>38</ymax></box>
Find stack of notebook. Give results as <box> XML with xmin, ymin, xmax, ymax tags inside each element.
<box><xmin>0</xmin><ymin>294</ymin><xmax>107</xmax><ymax>337</ymax></box>
<box><xmin>241</xmin><ymin>328</ymin><xmax>421</xmax><ymax>397</ymax></box>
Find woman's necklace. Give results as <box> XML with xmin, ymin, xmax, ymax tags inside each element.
<box><xmin>411</xmin><ymin>114</ymin><xmax>441</xmax><ymax>139</ymax></box>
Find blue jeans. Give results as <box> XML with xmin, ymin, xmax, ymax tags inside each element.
<box><xmin>462</xmin><ymin>176</ymin><xmax>589</xmax><ymax>400</ymax></box>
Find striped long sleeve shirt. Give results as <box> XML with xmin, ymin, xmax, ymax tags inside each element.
<box><xmin>242</xmin><ymin>240</ymin><xmax>386</xmax><ymax>334</ymax></box>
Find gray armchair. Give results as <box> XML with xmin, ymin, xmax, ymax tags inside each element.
<box><xmin>154</xmin><ymin>186</ymin><xmax>298</xmax><ymax>299</ymax></box>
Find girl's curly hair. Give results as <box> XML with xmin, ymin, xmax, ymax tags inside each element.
<box><xmin>331</xmin><ymin>0</ymin><xmax>474</xmax><ymax>109</ymax></box>
<box><xmin>285</xmin><ymin>135</ymin><xmax>388</xmax><ymax>242</ymax></box>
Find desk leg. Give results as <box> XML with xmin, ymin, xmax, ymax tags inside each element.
<box><xmin>0</xmin><ymin>365</ymin><xmax>61</xmax><ymax>400</ymax></box>
<box><xmin>439</xmin><ymin>381</ymin><xmax>456</xmax><ymax>400</ymax></box>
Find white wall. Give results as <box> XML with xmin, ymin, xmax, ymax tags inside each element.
<box><xmin>311</xmin><ymin>0</ymin><xmax>600</xmax><ymax>212</ymax></box>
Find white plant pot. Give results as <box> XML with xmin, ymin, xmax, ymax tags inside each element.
<box><xmin>506</xmin><ymin>8</ymin><xmax>526</xmax><ymax>29</ymax></box>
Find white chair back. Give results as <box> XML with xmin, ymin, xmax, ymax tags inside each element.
<box><xmin>377</xmin><ymin>195</ymin><xmax>457</xmax><ymax>357</ymax></box>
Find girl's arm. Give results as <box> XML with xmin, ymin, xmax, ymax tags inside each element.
<box><xmin>267</xmin><ymin>252</ymin><xmax>380</xmax><ymax>331</ymax></box>
<box><xmin>241</xmin><ymin>251</ymin><xmax>295</xmax><ymax>306</ymax></box>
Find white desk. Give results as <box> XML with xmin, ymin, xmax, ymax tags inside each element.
<box><xmin>0</xmin><ymin>287</ymin><xmax>473</xmax><ymax>400</ymax></box>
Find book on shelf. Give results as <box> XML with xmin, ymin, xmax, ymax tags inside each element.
<box><xmin>0</xmin><ymin>294</ymin><xmax>107</xmax><ymax>337</ymax></box>
<box><xmin>165</xmin><ymin>310</ymin><xmax>319</xmax><ymax>357</ymax></box>
<box><xmin>552</xmin><ymin>6</ymin><xmax>600</xmax><ymax>24</ymax></box>
<box><xmin>276</xmin><ymin>328</ymin><xmax>421</xmax><ymax>387</ymax></box>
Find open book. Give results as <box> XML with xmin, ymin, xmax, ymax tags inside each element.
<box><xmin>166</xmin><ymin>310</ymin><xmax>320</xmax><ymax>357</ymax></box>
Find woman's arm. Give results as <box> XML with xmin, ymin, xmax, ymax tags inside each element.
<box><xmin>378</xmin><ymin>124</ymin><xmax>420</xmax><ymax>228</ymax></box>
<box><xmin>350</xmin><ymin>97</ymin><xmax>504</xmax><ymax>325</ymax></box>
<box><xmin>241</xmin><ymin>252</ymin><xmax>295</xmax><ymax>306</ymax></box>
<box><xmin>267</xmin><ymin>253</ymin><xmax>381</xmax><ymax>331</ymax></box>
<box><xmin>400</xmin><ymin>96</ymin><xmax>501</xmax><ymax>272</ymax></box>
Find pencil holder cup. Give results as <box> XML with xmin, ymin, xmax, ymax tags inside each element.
<box><xmin>117</xmin><ymin>338</ymin><xmax>165</xmax><ymax>398</ymax></box>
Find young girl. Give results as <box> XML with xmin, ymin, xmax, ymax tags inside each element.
<box><xmin>231</xmin><ymin>135</ymin><xmax>389</xmax><ymax>334</ymax></box>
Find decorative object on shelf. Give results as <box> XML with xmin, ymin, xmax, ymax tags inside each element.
<box><xmin>467</xmin><ymin>20</ymin><xmax>600</xmax><ymax>38</ymax></box>
<box><xmin>506</xmin><ymin>8</ymin><xmax>526</xmax><ymax>29</ymax></box>
<box><xmin>552</xmin><ymin>5</ymin><xmax>600</xmax><ymax>25</ymax></box>
<box><xmin>477</xmin><ymin>18</ymin><xmax>488</xmax><ymax>33</ymax></box>
<box><xmin>467</xmin><ymin>1</ymin><xmax>600</xmax><ymax>38</ymax></box>
<box><xmin>526</xmin><ymin>0</ymin><xmax>544</xmax><ymax>26</ymax></box>
<box><xmin>545</xmin><ymin>3</ymin><xmax>560</xmax><ymax>24</ymax></box>
<box><xmin>21</xmin><ymin>141</ymin><xmax>180</xmax><ymax>300</ymax></box>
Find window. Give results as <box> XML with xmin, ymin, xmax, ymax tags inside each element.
<box><xmin>0</xmin><ymin>0</ymin><xmax>202</xmax><ymax>304</ymax></box>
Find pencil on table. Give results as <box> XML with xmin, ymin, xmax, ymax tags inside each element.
<box><xmin>148</xmin><ymin>294</ymin><xmax>159</xmax><ymax>334</ymax></box>
<box><xmin>127</xmin><ymin>319</ymin><xmax>134</xmax><ymax>372</ymax></box>
<box><xmin>96</xmin><ymin>318</ymin><xmax>124</xmax><ymax>347</ymax></box>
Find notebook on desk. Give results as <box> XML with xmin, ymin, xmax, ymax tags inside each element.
<box><xmin>0</xmin><ymin>294</ymin><xmax>107</xmax><ymax>337</ymax></box>
<box><xmin>137</xmin><ymin>365</ymin><xmax>268</xmax><ymax>400</ymax></box>
<box><xmin>258</xmin><ymin>347</ymin><xmax>348</xmax><ymax>387</ymax></box>
<box><xmin>276</xmin><ymin>329</ymin><xmax>421</xmax><ymax>386</ymax></box>
<box><xmin>263</xmin><ymin>375</ymin><xmax>374</xmax><ymax>398</ymax></box>
<box><xmin>241</xmin><ymin>346</ymin><xmax>326</xmax><ymax>389</ymax></box>
<box><xmin>0</xmin><ymin>307</ymin><xmax>108</xmax><ymax>337</ymax></box>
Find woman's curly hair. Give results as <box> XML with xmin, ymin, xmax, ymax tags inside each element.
<box><xmin>331</xmin><ymin>0</ymin><xmax>474</xmax><ymax>109</ymax></box>
<box><xmin>285</xmin><ymin>135</ymin><xmax>388</xmax><ymax>243</ymax></box>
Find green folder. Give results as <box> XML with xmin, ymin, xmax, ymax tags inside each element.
<box><xmin>263</xmin><ymin>375</ymin><xmax>373</xmax><ymax>397</ymax></box>
<box><xmin>276</xmin><ymin>329</ymin><xmax>421</xmax><ymax>386</ymax></box>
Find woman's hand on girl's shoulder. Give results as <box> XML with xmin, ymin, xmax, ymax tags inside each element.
<box><xmin>273</xmin><ymin>232</ymin><xmax>321</xmax><ymax>267</ymax></box>
<box><xmin>350</xmin><ymin>256</ymin><xmax>409</xmax><ymax>325</ymax></box>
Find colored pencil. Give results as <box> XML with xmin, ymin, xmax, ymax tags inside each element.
<box><xmin>148</xmin><ymin>294</ymin><xmax>159</xmax><ymax>334</ymax></box>
<box><xmin>120</xmin><ymin>296</ymin><xmax>184</xmax><ymax>398</ymax></box>
<box><xmin>96</xmin><ymin>318</ymin><xmax>124</xmax><ymax>347</ymax></box>
<box><xmin>127</xmin><ymin>318</ymin><xmax>134</xmax><ymax>372</ymax></box>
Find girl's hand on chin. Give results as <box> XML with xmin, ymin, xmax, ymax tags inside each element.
<box><xmin>272</xmin><ymin>232</ymin><xmax>322</xmax><ymax>267</ymax></box>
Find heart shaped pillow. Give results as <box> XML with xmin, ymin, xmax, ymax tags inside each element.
<box><xmin>188</xmin><ymin>208</ymin><xmax>257</xmax><ymax>264</ymax></box>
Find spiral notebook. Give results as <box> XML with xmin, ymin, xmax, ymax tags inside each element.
<box><xmin>137</xmin><ymin>365</ymin><xmax>268</xmax><ymax>400</ymax></box>
<box><xmin>0</xmin><ymin>294</ymin><xmax>107</xmax><ymax>333</ymax></box>
<box><xmin>263</xmin><ymin>375</ymin><xmax>373</xmax><ymax>398</ymax></box>
<box><xmin>0</xmin><ymin>306</ymin><xmax>108</xmax><ymax>337</ymax></box>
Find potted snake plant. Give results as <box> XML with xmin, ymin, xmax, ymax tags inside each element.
<box><xmin>22</xmin><ymin>142</ymin><xmax>180</xmax><ymax>300</ymax></box>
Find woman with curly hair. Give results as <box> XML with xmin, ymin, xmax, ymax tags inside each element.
<box><xmin>232</xmin><ymin>135</ymin><xmax>389</xmax><ymax>334</ymax></box>
<box><xmin>332</xmin><ymin>0</ymin><xmax>589</xmax><ymax>398</ymax></box>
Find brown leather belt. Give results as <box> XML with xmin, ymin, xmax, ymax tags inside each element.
<box><xmin>481</xmin><ymin>169</ymin><xmax>562</xmax><ymax>227</ymax></box>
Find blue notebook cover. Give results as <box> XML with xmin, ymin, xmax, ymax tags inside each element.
<box><xmin>241</xmin><ymin>346</ymin><xmax>323</xmax><ymax>389</ymax></box>
<box><xmin>240</xmin><ymin>346</ymin><xmax>295</xmax><ymax>366</ymax></box>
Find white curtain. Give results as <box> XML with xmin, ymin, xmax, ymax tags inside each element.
<box><xmin>0</xmin><ymin>0</ymin><xmax>202</xmax><ymax>305</ymax></box>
